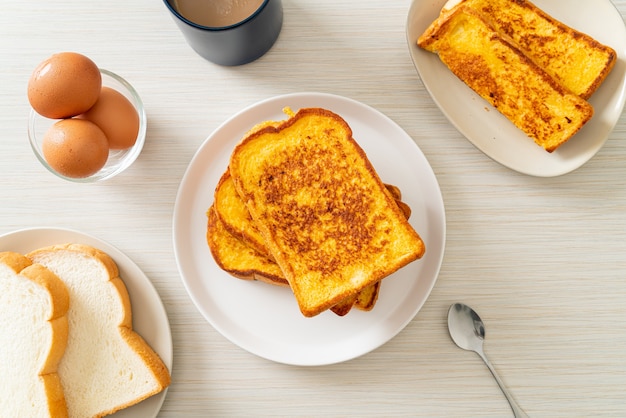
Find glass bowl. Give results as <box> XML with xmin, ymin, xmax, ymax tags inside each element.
<box><xmin>28</xmin><ymin>69</ymin><xmax>147</xmax><ymax>183</ymax></box>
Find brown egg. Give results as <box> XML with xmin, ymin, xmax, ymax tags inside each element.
<box><xmin>28</xmin><ymin>52</ymin><xmax>101</xmax><ymax>119</ymax></box>
<box><xmin>78</xmin><ymin>87</ymin><xmax>139</xmax><ymax>149</ymax></box>
<box><xmin>42</xmin><ymin>119</ymin><xmax>109</xmax><ymax>178</ymax></box>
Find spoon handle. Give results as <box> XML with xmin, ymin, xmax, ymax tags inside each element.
<box><xmin>477</xmin><ymin>351</ymin><xmax>529</xmax><ymax>418</ymax></box>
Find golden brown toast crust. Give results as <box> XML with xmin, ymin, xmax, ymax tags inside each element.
<box><xmin>418</xmin><ymin>6</ymin><xmax>594</xmax><ymax>152</ymax></box>
<box><xmin>454</xmin><ymin>0</ymin><xmax>616</xmax><ymax>99</ymax></box>
<box><xmin>229</xmin><ymin>108</ymin><xmax>425</xmax><ymax>317</ymax></box>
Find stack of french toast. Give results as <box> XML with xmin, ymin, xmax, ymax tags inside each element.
<box><xmin>206</xmin><ymin>107</ymin><xmax>425</xmax><ymax>317</ymax></box>
<box><xmin>417</xmin><ymin>0</ymin><xmax>616</xmax><ymax>152</ymax></box>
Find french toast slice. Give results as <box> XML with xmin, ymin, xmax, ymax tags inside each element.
<box><xmin>209</xmin><ymin>173</ymin><xmax>410</xmax><ymax>316</ymax></box>
<box><xmin>206</xmin><ymin>205</ymin><xmax>375</xmax><ymax>316</ymax></box>
<box><xmin>213</xmin><ymin>170</ymin><xmax>272</xmax><ymax>260</ymax></box>
<box><xmin>355</xmin><ymin>280</ymin><xmax>380</xmax><ymax>311</ymax></box>
<box><xmin>229</xmin><ymin>107</ymin><xmax>425</xmax><ymax>317</ymax></box>
<box><xmin>447</xmin><ymin>0</ymin><xmax>616</xmax><ymax>99</ymax></box>
<box><xmin>206</xmin><ymin>205</ymin><xmax>289</xmax><ymax>288</ymax></box>
<box><xmin>418</xmin><ymin>6</ymin><xmax>594</xmax><ymax>152</ymax></box>
<box><xmin>214</xmin><ymin>170</ymin><xmax>411</xmax><ymax>260</ymax></box>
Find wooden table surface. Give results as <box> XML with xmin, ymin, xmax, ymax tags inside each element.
<box><xmin>1</xmin><ymin>0</ymin><xmax>625</xmax><ymax>416</ymax></box>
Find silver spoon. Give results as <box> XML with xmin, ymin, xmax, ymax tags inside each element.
<box><xmin>447</xmin><ymin>303</ymin><xmax>529</xmax><ymax>418</ymax></box>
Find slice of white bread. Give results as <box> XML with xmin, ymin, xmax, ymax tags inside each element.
<box><xmin>0</xmin><ymin>251</ymin><xmax>70</xmax><ymax>417</ymax></box>
<box><xmin>28</xmin><ymin>244</ymin><xmax>171</xmax><ymax>418</ymax></box>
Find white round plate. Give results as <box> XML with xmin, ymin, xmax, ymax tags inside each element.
<box><xmin>0</xmin><ymin>227</ymin><xmax>172</xmax><ymax>418</ymax></box>
<box><xmin>406</xmin><ymin>0</ymin><xmax>626</xmax><ymax>177</ymax></box>
<box><xmin>173</xmin><ymin>92</ymin><xmax>446</xmax><ymax>366</ymax></box>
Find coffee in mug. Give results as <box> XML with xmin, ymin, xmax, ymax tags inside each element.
<box><xmin>171</xmin><ymin>0</ymin><xmax>265</xmax><ymax>27</ymax></box>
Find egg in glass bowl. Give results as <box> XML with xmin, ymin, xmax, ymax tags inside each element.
<box><xmin>28</xmin><ymin>66</ymin><xmax>147</xmax><ymax>183</ymax></box>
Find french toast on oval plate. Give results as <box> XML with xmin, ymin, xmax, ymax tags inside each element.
<box><xmin>418</xmin><ymin>4</ymin><xmax>595</xmax><ymax>152</ymax></box>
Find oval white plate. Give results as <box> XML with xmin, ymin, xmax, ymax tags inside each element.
<box><xmin>406</xmin><ymin>0</ymin><xmax>626</xmax><ymax>177</ymax></box>
<box><xmin>0</xmin><ymin>227</ymin><xmax>172</xmax><ymax>418</ymax></box>
<box><xmin>173</xmin><ymin>92</ymin><xmax>446</xmax><ymax>366</ymax></box>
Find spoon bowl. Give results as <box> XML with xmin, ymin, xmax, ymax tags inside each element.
<box><xmin>447</xmin><ymin>303</ymin><xmax>529</xmax><ymax>418</ymax></box>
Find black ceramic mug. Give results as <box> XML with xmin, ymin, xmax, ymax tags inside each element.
<box><xmin>163</xmin><ymin>0</ymin><xmax>283</xmax><ymax>66</ymax></box>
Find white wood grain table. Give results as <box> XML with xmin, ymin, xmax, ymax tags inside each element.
<box><xmin>1</xmin><ymin>0</ymin><xmax>625</xmax><ymax>416</ymax></box>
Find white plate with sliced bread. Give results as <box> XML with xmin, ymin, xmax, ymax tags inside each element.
<box><xmin>173</xmin><ymin>92</ymin><xmax>446</xmax><ymax>366</ymax></box>
<box><xmin>0</xmin><ymin>227</ymin><xmax>172</xmax><ymax>417</ymax></box>
<box><xmin>406</xmin><ymin>0</ymin><xmax>626</xmax><ymax>177</ymax></box>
